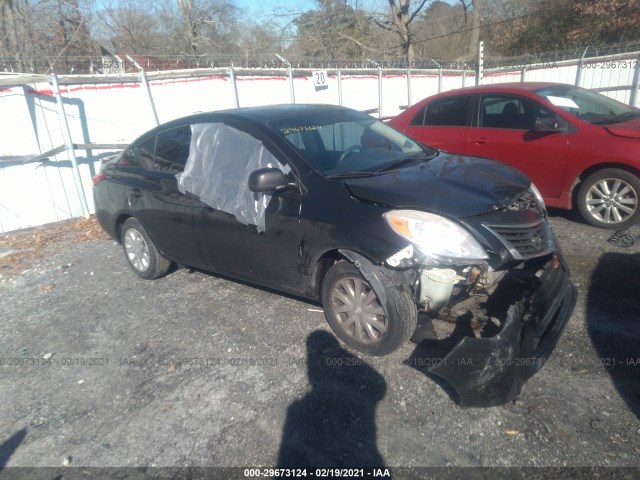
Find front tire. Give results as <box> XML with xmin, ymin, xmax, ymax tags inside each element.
<box><xmin>321</xmin><ymin>261</ymin><xmax>417</xmax><ymax>356</ymax></box>
<box><xmin>578</xmin><ymin>169</ymin><xmax>640</xmax><ymax>229</ymax></box>
<box><xmin>121</xmin><ymin>218</ymin><xmax>172</xmax><ymax>279</ymax></box>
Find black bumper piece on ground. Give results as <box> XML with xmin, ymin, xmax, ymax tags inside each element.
<box><xmin>428</xmin><ymin>255</ymin><xmax>576</xmax><ymax>407</ymax></box>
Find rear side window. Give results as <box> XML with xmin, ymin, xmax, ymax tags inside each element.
<box><xmin>134</xmin><ymin>125</ymin><xmax>192</xmax><ymax>174</ymax></box>
<box><xmin>135</xmin><ymin>137</ymin><xmax>156</xmax><ymax>169</ymax></box>
<box><xmin>410</xmin><ymin>96</ymin><xmax>471</xmax><ymax>127</ymax></box>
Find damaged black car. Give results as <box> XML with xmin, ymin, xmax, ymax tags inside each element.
<box><xmin>93</xmin><ymin>104</ymin><xmax>575</xmax><ymax>406</ymax></box>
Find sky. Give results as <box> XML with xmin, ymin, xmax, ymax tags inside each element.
<box><xmin>233</xmin><ymin>0</ymin><xmax>459</xmax><ymax>26</ymax></box>
<box><xmin>233</xmin><ymin>0</ymin><xmax>317</xmax><ymax>24</ymax></box>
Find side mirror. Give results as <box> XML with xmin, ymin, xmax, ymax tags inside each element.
<box><xmin>534</xmin><ymin>116</ymin><xmax>563</xmax><ymax>133</ymax></box>
<box><xmin>248</xmin><ymin>167</ymin><xmax>288</xmax><ymax>192</ymax></box>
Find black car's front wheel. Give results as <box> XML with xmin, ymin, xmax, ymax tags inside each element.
<box><xmin>321</xmin><ymin>261</ymin><xmax>416</xmax><ymax>356</ymax></box>
<box><xmin>121</xmin><ymin>218</ymin><xmax>172</xmax><ymax>279</ymax></box>
<box><xmin>578</xmin><ymin>168</ymin><xmax>640</xmax><ymax>230</ymax></box>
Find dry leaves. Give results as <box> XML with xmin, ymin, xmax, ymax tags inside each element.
<box><xmin>0</xmin><ymin>216</ymin><xmax>108</xmax><ymax>280</ymax></box>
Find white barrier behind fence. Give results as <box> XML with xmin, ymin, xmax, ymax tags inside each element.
<box><xmin>1</xmin><ymin>51</ymin><xmax>639</xmax><ymax>233</ymax></box>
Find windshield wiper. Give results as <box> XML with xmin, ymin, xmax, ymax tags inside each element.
<box><xmin>326</xmin><ymin>171</ymin><xmax>379</xmax><ymax>179</ymax></box>
<box><xmin>376</xmin><ymin>153</ymin><xmax>431</xmax><ymax>173</ymax></box>
<box><xmin>592</xmin><ymin>111</ymin><xmax>640</xmax><ymax>125</ymax></box>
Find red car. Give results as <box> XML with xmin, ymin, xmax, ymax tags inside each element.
<box><xmin>389</xmin><ymin>82</ymin><xmax>640</xmax><ymax>229</ymax></box>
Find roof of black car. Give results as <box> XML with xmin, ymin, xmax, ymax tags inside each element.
<box><xmin>191</xmin><ymin>104</ymin><xmax>353</xmax><ymax>124</ymax></box>
<box><xmin>134</xmin><ymin>104</ymin><xmax>361</xmax><ymax>142</ymax></box>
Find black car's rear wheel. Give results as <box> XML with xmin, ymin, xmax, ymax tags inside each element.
<box><xmin>321</xmin><ymin>261</ymin><xmax>416</xmax><ymax>356</ymax></box>
<box><xmin>121</xmin><ymin>218</ymin><xmax>172</xmax><ymax>279</ymax></box>
<box><xmin>578</xmin><ymin>169</ymin><xmax>640</xmax><ymax>230</ymax></box>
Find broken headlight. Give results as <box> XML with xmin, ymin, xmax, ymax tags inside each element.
<box><xmin>529</xmin><ymin>183</ymin><xmax>545</xmax><ymax>209</ymax></box>
<box><xmin>383</xmin><ymin>210</ymin><xmax>488</xmax><ymax>265</ymax></box>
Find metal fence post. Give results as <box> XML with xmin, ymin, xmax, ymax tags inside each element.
<box><xmin>287</xmin><ymin>63</ymin><xmax>295</xmax><ymax>104</ymax></box>
<box><xmin>462</xmin><ymin>69</ymin><xmax>467</xmax><ymax>88</ymax></box>
<box><xmin>377</xmin><ymin>65</ymin><xmax>383</xmax><ymax>117</ymax></box>
<box><xmin>575</xmin><ymin>46</ymin><xmax>592</xmax><ymax>87</ymax></box>
<box><xmin>228</xmin><ymin>67</ymin><xmax>240</xmax><ymax>108</ymax></box>
<box><xmin>337</xmin><ymin>68</ymin><xmax>343</xmax><ymax>106</ymax></box>
<box><xmin>630</xmin><ymin>54</ymin><xmax>640</xmax><ymax>107</ymax></box>
<box><xmin>521</xmin><ymin>64</ymin><xmax>528</xmax><ymax>82</ymax></box>
<box><xmin>276</xmin><ymin>54</ymin><xmax>295</xmax><ymax>104</ymax></box>
<box><xmin>49</xmin><ymin>74</ymin><xmax>90</xmax><ymax>219</ymax></box>
<box><xmin>430</xmin><ymin>59</ymin><xmax>443</xmax><ymax>92</ymax></box>
<box><xmin>476</xmin><ymin>41</ymin><xmax>484</xmax><ymax>86</ymax></box>
<box><xmin>406</xmin><ymin>66</ymin><xmax>412</xmax><ymax>106</ymax></box>
<box><xmin>127</xmin><ymin>55</ymin><xmax>160</xmax><ymax>126</ymax></box>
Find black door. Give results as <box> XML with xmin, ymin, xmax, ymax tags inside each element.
<box><xmin>127</xmin><ymin>124</ymin><xmax>204</xmax><ymax>265</ymax></box>
<box><xmin>188</xmin><ymin>122</ymin><xmax>307</xmax><ymax>294</ymax></box>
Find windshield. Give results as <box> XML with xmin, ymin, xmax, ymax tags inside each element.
<box><xmin>534</xmin><ymin>85</ymin><xmax>638</xmax><ymax>125</ymax></box>
<box><xmin>271</xmin><ymin>109</ymin><xmax>431</xmax><ymax>177</ymax></box>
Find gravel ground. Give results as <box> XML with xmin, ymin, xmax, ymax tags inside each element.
<box><xmin>0</xmin><ymin>211</ymin><xmax>639</xmax><ymax>472</ymax></box>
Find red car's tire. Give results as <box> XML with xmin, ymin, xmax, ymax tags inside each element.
<box><xmin>578</xmin><ymin>168</ymin><xmax>640</xmax><ymax>230</ymax></box>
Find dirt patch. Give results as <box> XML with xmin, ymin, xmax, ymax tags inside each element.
<box><xmin>0</xmin><ymin>216</ymin><xmax>108</xmax><ymax>280</ymax></box>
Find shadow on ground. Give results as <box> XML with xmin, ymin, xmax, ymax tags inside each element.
<box><xmin>277</xmin><ymin>331</ymin><xmax>387</xmax><ymax>468</ymax></box>
<box><xmin>0</xmin><ymin>428</ymin><xmax>27</xmax><ymax>468</ymax></box>
<box><xmin>587</xmin><ymin>251</ymin><xmax>640</xmax><ymax>418</ymax></box>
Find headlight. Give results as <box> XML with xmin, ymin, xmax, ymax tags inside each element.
<box><xmin>383</xmin><ymin>210</ymin><xmax>488</xmax><ymax>265</ymax></box>
<box><xmin>529</xmin><ymin>183</ymin><xmax>545</xmax><ymax>209</ymax></box>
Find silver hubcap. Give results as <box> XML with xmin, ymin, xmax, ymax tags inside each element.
<box><xmin>124</xmin><ymin>229</ymin><xmax>150</xmax><ymax>272</ymax></box>
<box><xmin>330</xmin><ymin>276</ymin><xmax>387</xmax><ymax>345</ymax></box>
<box><xmin>586</xmin><ymin>178</ymin><xmax>638</xmax><ymax>225</ymax></box>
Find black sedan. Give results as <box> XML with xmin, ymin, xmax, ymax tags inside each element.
<box><xmin>93</xmin><ymin>104</ymin><xmax>575</xmax><ymax>406</ymax></box>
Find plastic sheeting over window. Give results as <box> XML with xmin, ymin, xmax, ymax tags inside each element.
<box><xmin>177</xmin><ymin>123</ymin><xmax>290</xmax><ymax>233</ymax></box>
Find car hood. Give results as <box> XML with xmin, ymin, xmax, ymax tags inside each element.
<box><xmin>604</xmin><ymin>117</ymin><xmax>640</xmax><ymax>139</ymax></box>
<box><xmin>344</xmin><ymin>154</ymin><xmax>531</xmax><ymax>218</ymax></box>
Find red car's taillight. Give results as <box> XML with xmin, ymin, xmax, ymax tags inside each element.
<box><xmin>92</xmin><ymin>172</ymin><xmax>106</xmax><ymax>186</ymax></box>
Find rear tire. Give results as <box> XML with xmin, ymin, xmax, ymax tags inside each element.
<box><xmin>121</xmin><ymin>218</ymin><xmax>172</xmax><ymax>279</ymax></box>
<box><xmin>321</xmin><ymin>261</ymin><xmax>417</xmax><ymax>356</ymax></box>
<box><xmin>578</xmin><ymin>169</ymin><xmax>640</xmax><ymax>229</ymax></box>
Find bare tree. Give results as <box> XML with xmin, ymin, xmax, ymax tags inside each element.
<box><xmin>96</xmin><ymin>0</ymin><xmax>165</xmax><ymax>54</ymax></box>
<box><xmin>0</xmin><ymin>0</ymin><xmax>77</xmax><ymax>71</ymax></box>
<box><xmin>173</xmin><ymin>0</ymin><xmax>237</xmax><ymax>57</ymax></box>
<box><xmin>290</xmin><ymin>0</ymin><xmax>370</xmax><ymax>60</ymax></box>
<box><xmin>0</xmin><ymin>0</ymin><xmax>16</xmax><ymax>64</ymax></box>
<box><xmin>373</xmin><ymin>0</ymin><xmax>433</xmax><ymax>62</ymax></box>
<box><xmin>411</xmin><ymin>1</ymin><xmax>468</xmax><ymax>60</ymax></box>
<box><xmin>237</xmin><ymin>21</ymin><xmax>282</xmax><ymax>58</ymax></box>
<box><xmin>50</xmin><ymin>0</ymin><xmax>93</xmax><ymax>71</ymax></box>
<box><xmin>460</xmin><ymin>0</ymin><xmax>483</xmax><ymax>58</ymax></box>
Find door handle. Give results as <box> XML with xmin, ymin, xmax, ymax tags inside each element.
<box><xmin>472</xmin><ymin>137</ymin><xmax>489</xmax><ymax>145</ymax></box>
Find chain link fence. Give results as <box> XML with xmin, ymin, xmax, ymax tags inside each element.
<box><xmin>4</xmin><ymin>40</ymin><xmax>640</xmax><ymax>75</ymax></box>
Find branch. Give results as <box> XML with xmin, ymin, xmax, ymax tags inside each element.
<box><xmin>337</xmin><ymin>31</ymin><xmax>377</xmax><ymax>52</ymax></box>
<box><xmin>48</xmin><ymin>15</ymin><xmax>87</xmax><ymax>73</ymax></box>
<box><xmin>370</xmin><ymin>15</ymin><xmax>394</xmax><ymax>32</ymax></box>
<box><xmin>387</xmin><ymin>0</ymin><xmax>401</xmax><ymax>24</ymax></box>
<box><xmin>409</xmin><ymin>0</ymin><xmax>431</xmax><ymax>24</ymax></box>
<box><xmin>459</xmin><ymin>0</ymin><xmax>469</xmax><ymax>22</ymax></box>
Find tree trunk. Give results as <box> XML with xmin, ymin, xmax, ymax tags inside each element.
<box><xmin>388</xmin><ymin>0</ymin><xmax>414</xmax><ymax>64</ymax></box>
<box><xmin>467</xmin><ymin>0</ymin><xmax>483</xmax><ymax>59</ymax></box>
<box><xmin>178</xmin><ymin>0</ymin><xmax>199</xmax><ymax>57</ymax></box>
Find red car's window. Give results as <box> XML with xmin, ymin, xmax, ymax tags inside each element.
<box><xmin>479</xmin><ymin>95</ymin><xmax>553</xmax><ymax>131</ymax></box>
<box><xmin>535</xmin><ymin>85</ymin><xmax>637</xmax><ymax>125</ymax></box>
<box><xmin>410</xmin><ymin>96</ymin><xmax>472</xmax><ymax>127</ymax></box>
